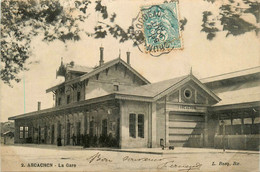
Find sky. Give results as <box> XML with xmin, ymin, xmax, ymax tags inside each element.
<box><xmin>1</xmin><ymin>0</ymin><xmax>259</xmax><ymax>122</ymax></box>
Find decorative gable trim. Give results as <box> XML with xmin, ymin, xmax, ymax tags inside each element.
<box><xmin>66</xmin><ymin>58</ymin><xmax>149</xmax><ymax>86</ymax></box>
<box><xmin>153</xmin><ymin>76</ymin><xmax>189</xmax><ymax>101</ymax></box>
<box><xmin>190</xmin><ymin>74</ymin><xmax>221</xmax><ymax>102</ymax></box>
<box><xmin>153</xmin><ymin>75</ymin><xmax>221</xmax><ymax>103</ymax></box>
<box><xmin>46</xmin><ymin>58</ymin><xmax>150</xmax><ymax>93</ymax></box>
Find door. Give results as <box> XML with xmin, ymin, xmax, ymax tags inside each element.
<box><xmin>102</xmin><ymin>119</ymin><xmax>107</xmax><ymax>136</ymax></box>
<box><xmin>57</xmin><ymin>122</ymin><xmax>61</xmax><ymax>139</ymax></box>
<box><xmin>67</xmin><ymin>123</ymin><xmax>71</xmax><ymax>145</ymax></box>
<box><xmin>44</xmin><ymin>126</ymin><xmax>47</xmax><ymax>144</ymax></box>
<box><xmin>168</xmin><ymin>112</ymin><xmax>204</xmax><ymax>147</ymax></box>
<box><xmin>76</xmin><ymin>122</ymin><xmax>81</xmax><ymax>145</ymax></box>
<box><xmin>51</xmin><ymin>125</ymin><xmax>55</xmax><ymax>144</ymax></box>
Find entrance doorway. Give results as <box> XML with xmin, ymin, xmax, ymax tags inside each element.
<box><xmin>168</xmin><ymin>112</ymin><xmax>205</xmax><ymax>147</ymax></box>
<box><xmin>57</xmin><ymin>122</ymin><xmax>62</xmax><ymax>146</ymax></box>
<box><xmin>67</xmin><ymin>123</ymin><xmax>71</xmax><ymax>145</ymax></box>
<box><xmin>51</xmin><ymin>125</ymin><xmax>55</xmax><ymax>144</ymax></box>
<box><xmin>76</xmin><ymin>122</ymin><xmax>81</xmax><ymax>145</ymax></box>
<box><xmin>57</xmin><ymin>122</ymin><xmax>61</xmax><ymax>139</ymax></box>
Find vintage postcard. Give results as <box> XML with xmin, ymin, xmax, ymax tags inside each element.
<box><xmin>1</xmin><ymin>0</ymin><xmax>259</xmax><ymax>171</ymax></box>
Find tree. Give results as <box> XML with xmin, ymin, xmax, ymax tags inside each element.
<box><xmin>1</xmin><ymin>0</ymin><xmax>259</xmax><ymax>86</ymax></box>
<box><xmin>201</xmin><ymin>0</ymin><xmax>259</xmax><ymax>40</ymax></box>
<box><xmin>1</xmin><ymin>0</ymin><xmax>107</xmax><ymax>86</ymax></box>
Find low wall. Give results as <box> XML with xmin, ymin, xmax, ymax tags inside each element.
<box><xmin>214</xmin><ymin>134</ymin><xmax>260</xmax><ymax>150</ymax></box>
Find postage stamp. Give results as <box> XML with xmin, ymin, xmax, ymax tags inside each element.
<box><xmin>141</xmin><ymin>2</ymin><xmax>182</xmax><ymax>54</ymax></box>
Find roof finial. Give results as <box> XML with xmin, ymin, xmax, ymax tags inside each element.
<box><xmin>119</xmin><ymin>49</ymin><xmax>121</xmax><ymax>58</ymax></box>
<box><xmin>190</xmin><ymin>67</ymin><xmax>192</xmax><ymax>75</ymax></box>
<box><xmin>61</xmin><ymin>57</ymin><xmax>63</xmax><ymax>65</ymax></box>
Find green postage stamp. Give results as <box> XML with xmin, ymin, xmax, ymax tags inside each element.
<box><xmin>132</xmin><ymin>2</ymin><xmax>183</xmax><ymax>56</ymax></box>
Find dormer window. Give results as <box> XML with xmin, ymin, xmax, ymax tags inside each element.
<box><xmin>67</xmin><ymin>95</ymin><xmax>70</xmax><ymax>104</ymax></box>
<box><xmin>77</xmin><ymin>92</ymin><xmax>81</xmax><ymax>101</ymax></box>
<box><xmin>114</xmin><ymin>85</ymin><xmax>119</xmax><ymax>91</ymax></box>
<box><xmin>96</xmin><ymin>74</ymin><xmax>99</xmax><ymax>80</ymax></box>
<box><xmin>58</xmin><ymin>97</ymin><xmax>61</xmax><ymax>106</ymax></box>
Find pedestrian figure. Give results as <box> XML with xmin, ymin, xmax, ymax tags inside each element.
<box><xmin>57</xmin><ymin>137</ymin><xmax>62</xmax><ymax>146</ymax></box>
<box><xmin>72</xmin><ymin>134</ymin><xmax>76</xmax><ymax>146</ymax></box>
<box><xmin>81</xmin><ymin>134</ymin><xmax>84</xmax><ymax>146</ymax></box>
<box><xmin>77</xmin><ymin>134</ymin><xmax>80</xmax><ymax>145</ymax></box>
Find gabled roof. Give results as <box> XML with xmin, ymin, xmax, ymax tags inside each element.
<box><xmin>117</xmin><ymin>74</ymin><xmax>221</xmax><ymax>102</ymax></box>
<box><xmin>3</xmin><ymin>131</ymin><xmax>14</xmax><ymax>135</ymax></box>
<box><xmin>201</xmin><ymin>66</ymin><xmax>260</xmax><ymax>84</ymax></box>
<box><xmin>67</xmin><ymin>64</ymin><xmax>93</xmax><ymax>73</ymax></box>
<box><xmin>200</xmin><ymin>66</ymin><xmax>260</xmax><ymax>108</ymax></box>
<box><xmin>213</xmin><ymin>84</ymin><xmax>260</xmax><ymax>107</ymax></box>
<box><xmin>69</xmin><ymin>58</ymin><xmax>150</xmax><ymax>85</ymax></box>
<box><xmin>10</xmin><ymin>74</ymin><xmax>221</xmax><ymax>121</ymax></box>
<box><xmin>46</xmin><ymin>58</ymin><xmax>150</xmax><ymax>93</ymax></box>
<box><xmin>117</xmin><ymin>75</ymin><xmax>187</xmax><ymax>97</ymax></box>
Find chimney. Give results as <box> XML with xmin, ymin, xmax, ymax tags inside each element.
<box><xmin>37</xmin><ymin>101</ymin><xmax>41</xmax><ymax>111</ymax></box>
<box><xmin>126</xmin><ymin>51</ymin><xmax>130</xmax><ymax>65</ymax></box>
<box><xmin>99</xmin><ymin>46</ymin><xmax>104</xmax><ymax>66</ymax></box>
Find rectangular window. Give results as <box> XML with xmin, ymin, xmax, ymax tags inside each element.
<box><xmin>24</xmin><ymin>126</ymin><xmax>29</xmax><ymax>139</ymax></box>
<box><xmin>129</xmin><ymin>114</ymin><xmax>136</xmax><ymax>138</ymax></box>
<box><xmin>138</xmin><ymin>114</ymin><xmax>144</xmax><ymax>138</ymax></box>
<box><xmin>102</xmin><ymin>119</ymin><xmax>108</xmax><ymax>136</ymax></box>
<box><xmin>114</xmin><ymin>85</ymin><xmax>119</xmax><ymax>91</ymax></box>
<box><xmin>19</xmin><ymin>126</ymin><xmax>24</xmax><ymax>139</ymax></box>
<box><xmin>58</xmin><ymin>97</ymin><xmax>61</xmax><ymax>106</ymax></box>
<box><xmin>67</xmin><ymin>95</ymin><xmax>70</xmax><ymax>104</ymax></box>
<box><xmin>77</xmin><ymin>92</ymin><xmax>81</xmax><ymax>101</ymax></box>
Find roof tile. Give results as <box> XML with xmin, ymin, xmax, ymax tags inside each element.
<box><xmin>118</xmin><ymin>75</ymin><xmax>187</xmax><ymax>97</ymax></box>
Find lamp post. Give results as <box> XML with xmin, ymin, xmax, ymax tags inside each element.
<box><xmin>220</xmin><ymin>120</ymin><xmax>225</xmax><ymax>152</ymax></box>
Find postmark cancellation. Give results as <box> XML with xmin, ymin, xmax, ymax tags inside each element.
<box><xmin>141</xmin><ymin>2</ymin><xmax>182</xmax><ymax>54</ymax></box>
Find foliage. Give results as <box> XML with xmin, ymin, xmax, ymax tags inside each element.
<box><xmin>201</xmin><ymin>11</ymin><xmax>219</xmax><ymax>40</ymax></box>
<box><xmin>1</xmin><ymin>0</ymin><xmax>259</xmax><ymax>86</ymax></box>
<box><xmin>180</xmin><ymin>18</ymin><xmax>188</xmax><ymax>31</ymax></box>
<box><xmin>1</xmin><ymin>0</ymin><xmax>90</xmax><ymax>86</ymax></box>
<box><xmin>201</xmin><ymin>0</ymin><xmax>259</xmax><ymax>39</ymax></box>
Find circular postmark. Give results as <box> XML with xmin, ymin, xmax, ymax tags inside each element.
<box><xmin>131</xmin><ymin>2</ymin><xmax>183</xmax><ymax>57</ymax></box>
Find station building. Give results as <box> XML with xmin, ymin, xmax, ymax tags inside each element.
<box><xmin>9</xmin><ymin>48</ymin><xmax>260</xmax><ymax>150</ymax></box>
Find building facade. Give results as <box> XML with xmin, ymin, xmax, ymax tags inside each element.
<box><xmin>9</xmin><ymin>48</ymin><xmax>260</xmax><ymax>150</ymax></box>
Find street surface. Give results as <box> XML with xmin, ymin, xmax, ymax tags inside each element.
<box><xmin>1</xmin><ymin>145</ymin><xmax>259</xmax><ymax>172</ymax></box>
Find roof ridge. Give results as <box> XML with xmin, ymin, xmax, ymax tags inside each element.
<box><xmin>69</xmin><ymin>58</ymin><xmax>120</xmax><ymax>81</ymax></box>
<box><xmin>201</xmin><ymin>66</ymin><xmax>260</xmax><ymax>80</ymax></box>
<box><xmin>47</xmin><ymin>57</ymin><xmax>151</xmax><ymax>92</ymax></box>
<box><xmin>152</xmin><ymin>75</ymin><xmax>189</xmax><ymax>98</ymax></box>
<box><xmin>67</xmin><ymin>64</ymin><xmax>93</xmax><ymax>68</ymax></box>
<box><xmin>143</xmin><ymin>74</ymin><xmax>188</xmax><ymax>86</ymax></box>
<box><xmin>117</xmin><ymin>75</ymin><xmax>188</xmax><ymax>97</ymax></box>
<box><xmin>154</xmin><ymin>75</ymin><xmax>188</xmax><ymax>83</ymax></box>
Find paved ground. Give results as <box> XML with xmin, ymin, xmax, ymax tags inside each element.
<box><xmin>1</xmin><ymin>144</ymin><xmax>259</xmax><ymax>172</ymax></box>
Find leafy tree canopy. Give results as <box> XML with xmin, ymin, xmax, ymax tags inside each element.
<box><xmin>201</xmin><ymin>0</ymin><xmax>259</xmax><ymax>40</ymax></box>
<box><xmin>1</xmin><ymin>0</ymin><xmax>259</xmax><ymax>86</ymax></box>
